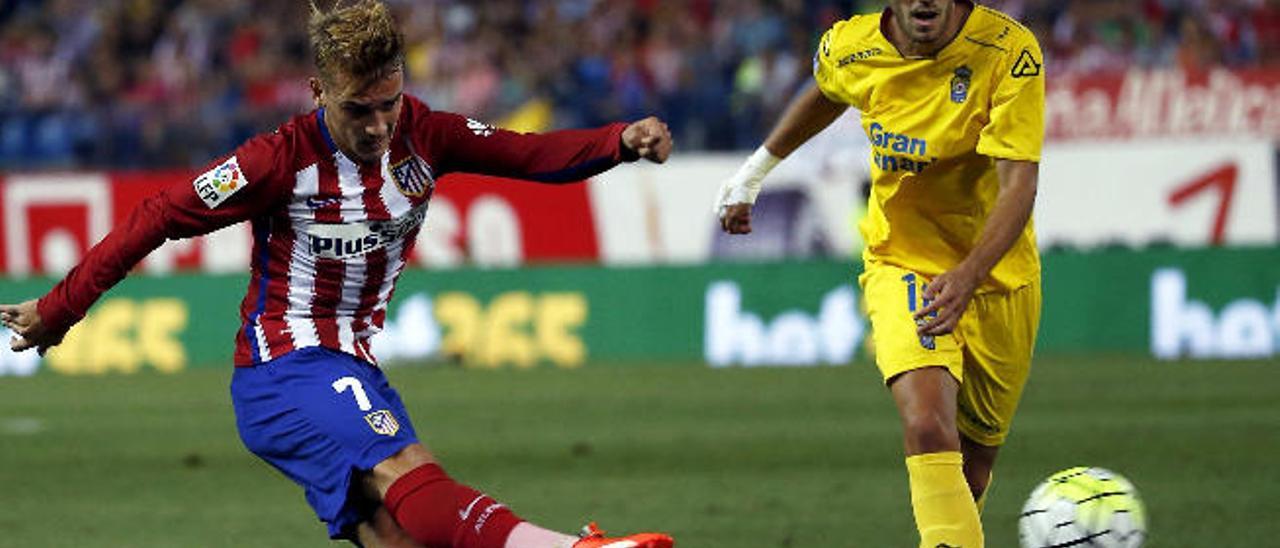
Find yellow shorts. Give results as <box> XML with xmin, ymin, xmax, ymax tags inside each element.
<box><xmin>859</xmin><ymin>262</ymin><xmax>1041</xmax><ymax>446</ymax></box>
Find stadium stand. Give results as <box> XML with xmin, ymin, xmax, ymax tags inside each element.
<box><xmin>0</xmin><ymin>0</ymin><xmax>1277</xmax><ymax>168</ymax></box>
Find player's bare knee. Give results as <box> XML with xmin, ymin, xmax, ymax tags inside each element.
<box><xmin>901</xmin><ymin>412</ymin><xmax>960</xmax><ymax>454</ymax></box>
<box><xmin>387</xmin><ymin>443</ymin><xmax>437</xmax><ymax>466</ymax></box>
<box><xmin>370</xmin><ymin>443</ymin><xmax>438</xmax><ymax>496</ymax></box>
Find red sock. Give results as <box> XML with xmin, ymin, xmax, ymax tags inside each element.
<box><xmin>384</xmin><ymin>463</ymin><xmax>523</xmax><ymax>548</ymax></box>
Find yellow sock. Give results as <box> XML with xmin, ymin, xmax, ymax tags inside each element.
<box><xmin>906</xmin><ymin>452</ymin><xmax>984</xmax><ymax>548</ymax></box>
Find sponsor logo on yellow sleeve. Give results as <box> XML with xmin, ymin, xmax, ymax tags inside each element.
<box><xmin>1011</xmin><ymin>49</ymin><xmax>1041</xmax><ymax>78</ymax></box>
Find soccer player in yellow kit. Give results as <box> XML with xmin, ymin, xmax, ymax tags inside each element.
<box><xmin>715</xmin><ymin>1</ymin><xmax>1044</xmax><ymax>546</ymax></box>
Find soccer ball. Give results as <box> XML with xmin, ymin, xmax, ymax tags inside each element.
<box><xmin>1019</xmin><ymin>466</ymin><xmax>1147</xmax><ymax>548</ymax></box>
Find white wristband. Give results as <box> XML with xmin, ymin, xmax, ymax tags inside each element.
<box><xmin>715</xmin><ymin>146</ymin><xmax>782</xmax><ymax>215</ymax></box>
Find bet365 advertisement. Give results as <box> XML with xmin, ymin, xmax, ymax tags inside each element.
<box><xmin>2</xmin><ymin>246</ymin><xmax>1278</xmax><ymax>376</ymax></box>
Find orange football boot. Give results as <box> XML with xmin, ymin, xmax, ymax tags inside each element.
<box><xmin>572</xmin><ymin>522</ymin><xmax>674</xmax><ymax>548</ymax></box>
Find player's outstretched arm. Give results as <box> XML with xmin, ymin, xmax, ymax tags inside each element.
<box><xmin>2</xmin><ymin>193</ymin><xmax>180</xmax><ymax>355</ymax></box>
<box><xmin>915</xmin><ymin>159</ymin><xmax>1039</xmax><ymax>336</ymax></box>
<box><xmin>425</xmin><ymin>109</ymin><xmax>671</xmax><ymax>183</ymax></box>
<box><xmin>716</xmin><ymin>84</ymin><xmax>847</xmax><ymax>234</ymax></box>
<box><xmin>6</xmin><ymin>135</ymin><xmax>289</xmax><ymax>355</ymax></box>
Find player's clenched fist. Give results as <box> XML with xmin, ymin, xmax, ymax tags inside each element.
<box><xmin>0</xmin><ymin>299</ymin><xmax>59</xmax><ymax>354</ymax></box>
<box><xmin>621</xmin><ymin>117</ymin><xmax>673</xmax><ymax>163</ymax></box>
<box><xmin>719</xmin><ymin>203</ymin><xmax>753</xmax><ymax>234</ymax></box>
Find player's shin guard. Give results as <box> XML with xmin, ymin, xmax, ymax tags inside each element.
<box><xmin>384</xmin><ymin>463</ymin><xmax>522</xmax><ymax>548</ymax></box>
<box><xmin>906</xmin><ymin>452</ymin><xmax>984</xmax><ymax>548</ymax></box>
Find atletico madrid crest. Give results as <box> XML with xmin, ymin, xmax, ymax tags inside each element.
<box><xmin>365</xmin><ymin>410</ymin><xmax>401</xmax><ymax>436</ymax></box>
<box><xmin>390</xmin><ymin>154</ymin><xmax>435</xmax><ymax>198</ymax></box>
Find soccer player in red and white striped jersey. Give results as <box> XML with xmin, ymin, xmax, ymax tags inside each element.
<box><xmin>1</xmin><ymin>2</ymin><xmax>674</xmax><ymax>547</ymax></box>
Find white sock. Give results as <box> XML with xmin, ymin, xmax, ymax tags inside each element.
<box><xmin>503</xmin><ymin>522</ymin><xmax>578</xmax><ymax>548</ymax></box>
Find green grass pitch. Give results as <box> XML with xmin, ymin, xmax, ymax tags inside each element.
<box><xmin>0</xmin><ymin>355</ymin><xmax>1276</xmax><ymax>547</ymax></box>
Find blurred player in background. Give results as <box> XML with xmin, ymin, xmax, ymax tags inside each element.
<box><xmin>715</xmin><ymin>0</ymin><xmax>1044</xmax><ymax>546</ymax></box>
<box><xmin>0</xmin><ymin>1</ymin><xmax>674</xmax><ymax>547</ymax></box>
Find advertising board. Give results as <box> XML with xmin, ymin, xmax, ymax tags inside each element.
<box><xmin>4</xmin><ymin>247</ymin><xmax>1276</xmax><ymax>377</ymax></box>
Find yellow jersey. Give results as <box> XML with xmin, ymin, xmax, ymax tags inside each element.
<box><xmin>814</xmin><ymin>2</ymin><xmax>1045</xmax><ymax>292</ymax></box>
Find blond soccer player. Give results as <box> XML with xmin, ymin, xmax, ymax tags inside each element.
<box><xmin>2</xmin><ymin>2</ymin><xmax>676</xmax><ymax>547</ymax></box>
<box><xmin>715</xmin><ymin>1</ymin><xmax>1045</xmax><ymax>546</ymax></box>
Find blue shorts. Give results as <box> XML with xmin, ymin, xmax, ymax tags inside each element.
<box><xmin>230</xmin><ymin>347</ymin><xmax>419</xmax><ymax>539</ymax></box>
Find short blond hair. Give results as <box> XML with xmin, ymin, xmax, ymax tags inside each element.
<box><xmin>308</xmin><ymin>0</ymin><xmax>405</xmax><ymax>89</ymax></box>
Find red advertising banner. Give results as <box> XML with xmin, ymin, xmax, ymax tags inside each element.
<box><xmin>1046</xmin><ymin>68</ymin><xmax>1280</xmax><ymax>141</ymax></box>
<box><xmin>0</xmin><ymin>172</ymin><xmax>601</xmax><ymax>276</ymax></box>
<box><xmin>413</xmin><ymin>174</ymin><xmax>601</xmax><ymax>268</ymax></box>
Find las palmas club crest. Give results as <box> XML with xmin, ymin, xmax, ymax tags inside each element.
<box><xmin>365</xmin><ymin>410</ymin><xmax>400</xmax><ymax>436</ymax></box>
<box><xmin>390</xmin><ymin>154</ymin><xmax>435</xmax><ymax>198</ymax></box>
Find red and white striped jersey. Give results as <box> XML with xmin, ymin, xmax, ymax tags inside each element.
<box><xmin>39</xmin><ymin>95</ymin><xmax>632</xmax><ymax>366</ymax></box>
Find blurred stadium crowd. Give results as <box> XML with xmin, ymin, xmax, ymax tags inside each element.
<box><xmin>1</xmin><ymin>0</ymin><xmax>1278</xmax><ymax>169</ymax></box>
